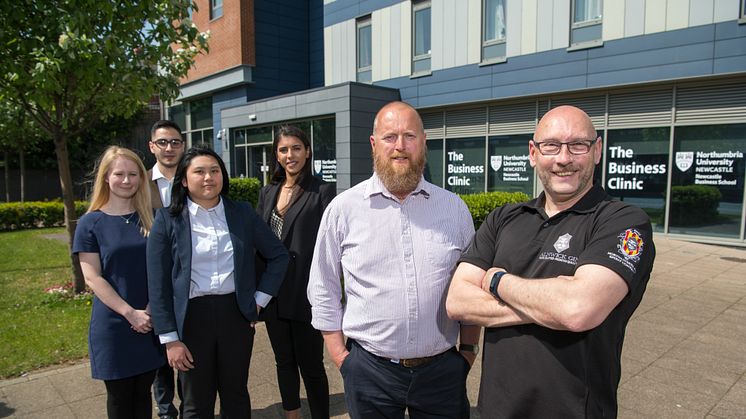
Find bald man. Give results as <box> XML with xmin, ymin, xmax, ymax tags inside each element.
<box><xmin>308</xmin><ymin>101</ymin><xmax>479</xmax><ymax>418</ymax></box>
<box><xmin>446</xmin><ymin>106</ymin><xmax>655</xmax><ymax>418</ymax></box>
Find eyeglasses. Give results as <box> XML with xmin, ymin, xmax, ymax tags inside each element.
<box><xmin>531</xmin><ymin>139</ymin><xmax>598</xmax><ymax>155</ymax></box>
<box><xmin>152</xmin><ymin>138</ymin><xmax>185</xmax><ymax>149</ymax></box>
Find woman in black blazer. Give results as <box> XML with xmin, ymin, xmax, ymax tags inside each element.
<box><xmin>148</xmin><ymin>147</ymin><xmax>288</xmax><ymax>419</ymax></box>
<box><xmin>256</xmin><ymin>125</ymin><xmax>335</xmax><ymax>419</ymax></box>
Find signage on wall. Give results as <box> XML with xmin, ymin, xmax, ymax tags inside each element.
<box><xmin>675</xmin><ymin>150</ymin><xmax>743</xmax><ymax>186</ymax></box>
<box><xmin>606</xmin><ymin>145</ymin><xmax>667</xmax><ymax>191</ymax></box>
<box><xmin>447</xmin><ymin>151</ymin><xmax>484</xmax><ymax>186</ymax></box>
<box><xmin>314</xmin><ymin>159</ymin><xmax>337</xmax><ymax>183</ymax></box>
<box><xmin>489</xmin><ymin>154</ymin><xmax>530</xmax><ymax>182</ymax></box>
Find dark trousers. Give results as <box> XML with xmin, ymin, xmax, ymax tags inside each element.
<box><xmin>153</xmin><ymin>364</ymin><xmax>182</xmax><ymax>417</ymax></box>
<box><xmin>180</xmin><ymin>293</ymin><xmax>255</xmax><ymax>419</ymax></box>
<box><xmin>341</xmin><ymin>341</ymin><xmax>470</xmax><ymax>419</ymax></box>
<box><xmin>104</xmin><ymin>369</ymin><xmax>158</xmax><ymax>419</ymax></box>
<box><xmin>265</xmin><ymin>317</ymin><xmax>330</xmax><ymax>418</ymax></box>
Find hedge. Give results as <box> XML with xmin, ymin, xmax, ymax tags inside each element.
<box><xmin>669</xmin><ymin>184</ymin><xmax>722</xmax><ymax>226</ymax></box>
<box><xmin>0</xmin><ymin>180</ymin><xmax>527</xmax><ymax>231</ymax></box>
<box><xmin>459</xmin><ymin>191</ymin><xmax>531</xmax><ymax>230</ymax></box>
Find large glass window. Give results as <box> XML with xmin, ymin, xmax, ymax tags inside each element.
<box><xmin>412</xmin><ymin>1</ymin><xmax>431</xmax><ymax>74</ymax></box>
<box><xmin>167</xmin><ymin>104</ymin><xmax>186</xmax><ymax>132</ymax></box>
<box><xmin>312</xmin><ymin>118</ymin><xmax>337</xmax><ymax>182</ymax></box>
<box><xmin>605</xmin><ymin>128</ymin><xmax>670</xmax><ymax>232</ymax></box>
<box><xmin>445</xmin><ymin>138</ymin><xmax>485</xmax><ymax>194</ymax></box>
<box><xmin>211</xmin><ymin>0</ymin><xmax>223</xmax><ymax>19</ymax></box>
<box><xmin>669</xmin><ymin>124</ymin><xmax>745</xmax><ymax>238</ymax></box>
<box><xmin>357</xmin><ymin>17</ymin><xmax>372</xmax><ymax>83</ymax></box>
<box><xmin>482</xmin><ymin>0</ymin><xmax>506</xmax><ymax>62</ymax></box>
<box><xmin>487</xmin><ymin>134</ymin><xmax>533</xmax><ymax>196</ymax></box>
<box><xmin>571</xmin><ymin>0</ymin><xmax>602</xmax><ymax>46</ymax></box>
<box><xmin>425</xmin><ymin>139</ymin><xmax>444</xmax><ymax>187</ymax></box>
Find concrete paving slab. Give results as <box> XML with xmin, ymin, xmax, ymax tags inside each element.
<box><xmin>0</xmin><ymin>378</ymin><xmax>65</xmax><ymax>416</ymax></box>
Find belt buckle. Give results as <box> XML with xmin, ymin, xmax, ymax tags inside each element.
<box><xmin>399</xmin><ymin>357</ymin><xmax>427</xmax><ymax>368</ymax></box>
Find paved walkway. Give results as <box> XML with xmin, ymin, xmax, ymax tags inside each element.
<box><xmin>0</xmin><ymin>237</ymin><xmax>744</xmax><ymax>418</ymax></box>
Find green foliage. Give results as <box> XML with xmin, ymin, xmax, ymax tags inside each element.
<box><xmin>460</xmin><ymin>191</ymin><xmax>531</xmax><ymax>230</ymax></box>
<box><xmin>0</xmin><ymin>228</ymin><xmax>89</xmax><ymax>377</ymax></box>
<box><xmin>0</xmin><ymin>201</ymin><xmax>88</xmax><ymax>230</ymax></box>
<box><xmin>228</xmin><ymin>177</ymin><xmax>263</xmax><ymax>207</ymax></box>
<box><xmin>670</xmin><ymin>185</ymin><xmax>722</xmax><ymax>226</ymax></box>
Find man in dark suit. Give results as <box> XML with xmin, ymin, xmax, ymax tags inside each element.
<box><xmin>147</xmin><ymin>120</ymin><xmax>186</xmax><ymax>419</ymax></box>
<box><xmin>147</xmin><ymin>147</ymin><xmax>288</xmax><ymax>419</ymax></box>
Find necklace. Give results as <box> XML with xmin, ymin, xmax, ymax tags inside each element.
<box><xmin>119</xmin><ymin>212</ymin><xmax>136</xmax><ymax>224</ymax></box>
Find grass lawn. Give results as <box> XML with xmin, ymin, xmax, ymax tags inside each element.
<box><xmin>0</xmin><ymin>228</ymin><xmax>90</xmax><ymax>378</ymax></box>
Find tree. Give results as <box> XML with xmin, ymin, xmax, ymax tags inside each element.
<box><xmin>0</xmin><ymin>100</ymin><xmax>45</xmax><ymax>202</ymax></box>
<box><xmin>0</xmin><ymin>1</ymin><xmax>209</xmax><ymax>292</ymax></box>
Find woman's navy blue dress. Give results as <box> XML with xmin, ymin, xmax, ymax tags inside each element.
<box><xmin>73</xmin><ymin>211</ymin><xmax>165</xmax><ymax>380</ymax></box>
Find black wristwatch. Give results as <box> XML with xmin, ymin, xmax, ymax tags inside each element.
<box><xmin>459</xmin><ymin>343</ymin><xmax>479</xmax><ymax>355</ymax></box>
<box><xmin>489</xmin><ymin>271</ymin><xmax>507</xmax><ymax>301</ymax></box>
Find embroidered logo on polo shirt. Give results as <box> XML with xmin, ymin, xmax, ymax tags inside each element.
<box><xmin>606</xmin><ymin>228</ymin><xmax>644</xmax><ymax>273</ymax></box>
<box><xmin>553</xmin><ymin>233</ymin><xmax>572</xmax><ymax>253</ymax></box>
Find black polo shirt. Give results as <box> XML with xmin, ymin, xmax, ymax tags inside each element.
<box><xmin>460</xmin><ymin>184</ymin><xmax>655</xmax><ymax>418</ymax></box>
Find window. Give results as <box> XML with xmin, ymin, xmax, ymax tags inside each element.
<box><xmin>211</xmin><ymin>0</ymin><xmax>223</xmax><ymax>20</ymax></box>
<box><xmin>482</xmin><ymin>0</ymin><xmax>506</xmax><ymax>62</ymax></box>
<box><xmin>357</xmin><ymin>17</ymin><xmax>372</xmax><ymax>83</ymax></box>
<box><xmin>741</xmin><ymin>0</ymin><xmax>746</xmax><ymax>21</ymax></box>
<box><xmin>570</xmin><ymin>0</ymin><xmax>602</xmax><ymax>46</ymax></box>
<box><xmin>412</xmin><ymin>1</ymin><xmax>431</xmax><ymax>75</ymax></box>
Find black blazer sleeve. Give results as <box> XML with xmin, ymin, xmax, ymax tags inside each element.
<box><xmin>246</xmin><ymin>201</ymin><xmax>288</xmax><ymax>297</ymax></box>
<box><xmin>147</xmin><ymin>208</ymin><xmax>177</xmax><ymax>336</ymax></box>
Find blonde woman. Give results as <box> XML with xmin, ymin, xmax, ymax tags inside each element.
<box><xmin>73</xmin><ymin>146</ymin><xmax>165</xmax><ymax>419</ymax></box>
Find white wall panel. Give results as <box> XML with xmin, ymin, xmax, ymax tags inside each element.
<box><xmin>331</xmin><ymin>24</ymin><xmax>342</xmax><ymax>83</ymax></box>
<box><xmin>401</xmin><ymin>2</ymin><xmax>412</xmax><ymax>75</ymax></box>
<box><xmin>454</xmin><ymin>0</ymin><xmax>469</xmax><ymax>66</ymax></box>
<box><xmin>689</xmin><ymin>0</ymin><xmax>714</xmax><ymax>26</ymax></box>
<box><xmin>344</xmin><ymin>20</ymin><xmax>357</xmax><ymax>82</ymax></box>
<box><xmin>552</xmin><ymin>0</ymin><xmax>570</xmax><ymax>49</ymax></box>
<box><xmin>713</xmin><ymin>0</ymin><xmax>739</xmax><ymax>22</ymax></box>
<box><xmin>666</xmin><ymin>0</ymin><xmax>690</xmax><ymax>30</ymax></box>
<box><xmin>372</xmin><ymin>10</ymin><xmax>384</xmax><ymax>81</ymax></box>
<box><xmin>536</xmin><ymin>1</ymin><xmax>554</xmax><ymax>52</ymax></box>
<box><xmin>324</xmin><ymin>25</ymin><xmax>333</xmax><ymax>85</ymax></box>
<box><xmin>381</xmin><ymin>8</ymin><xmax>392</xmax><ymax>80</ymax></box>
<box><xmin>603</xmin><ymin>0</ymin><xmax>625</xmax><ymax>40</ymax></box>
<box><xmin>506</xmin><ymin>0</ymin><xmax>522</xmax><ymax>56</ymax></box>
<box><xmin>624</xmin><ymin>0</ymin><xmax>645</xmax><ymax>37</ymax></box>
<box><xmin>390</xmin><ymin>5</ymin><xmax>402</xmax><ymax>78</ymax></box>
<box><xmin>644</xmin><ymin>0</ymin><xmax>667</xmax><ymax>34</ymax></box>
<box><xmin>432</xmin><ymin>0</ymin><xmax>446</xmax><ymax>70</ymax></box>
<box><xmin>521</xmin><ymin>0</ymin><xmax>537</xmax><ymax>55</ymax></box>
<box><xmin>467</xmin><ymin>0</ymin><xmax>481</xmax><ymax>63</ymax></box>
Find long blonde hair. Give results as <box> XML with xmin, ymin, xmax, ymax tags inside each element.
<box><xmin>87</xmin><ymin>146</ymin><xmax>154</xmax><ymax>236</ymax></box>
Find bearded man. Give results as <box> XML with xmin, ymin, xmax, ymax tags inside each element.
<box><xmin>307</xmin><ymin>101</ymin><xmax>480</xmax><ymax>419</ymax></box>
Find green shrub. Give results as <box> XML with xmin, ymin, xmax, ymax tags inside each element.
<box><xmin>0</xmin><ymin>201</ymin><xmax>88</xmax><ymax>231</ymax></box>
<box><xmin>227</xmin><ymin>177</ymin><xmax>262</xmax><ymax>207</ymax></box>
<box><xmin>670</xmin><ymin>185</ymin><xmax>721</xmax><ymax>226</ymax></box>
<box><xmin>460</xmin><ymin>191</ymin><xmax>531</xmax><ymax>230</ymax></box>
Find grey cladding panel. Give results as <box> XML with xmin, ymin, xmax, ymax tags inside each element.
<box><xmin>675</xmin><ymin>82</ymin><xmax>746</xmax><ymax>124</ymax></box>
<box><xmin>488</xmin><ymin>101</ymin><xmax>537</xmax><ymax>135</ymax></box>
<box><xmin>608</xmin><ymin>88</ymin><xmax>673</xmax><ymax>127</ymax></box>
<box><xmin>422</xmin><ymin>111</ymin><xmax>445</xmax><ymax>138</ymax></box>
<box><xmin>445</xmin><ymin>107</ymin><xmax>487</xmax><ymax>137</ymax></box>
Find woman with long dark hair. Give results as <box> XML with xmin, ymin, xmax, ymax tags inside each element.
<box><xmin>256</xmin><ymin>126</ymin><xmax>335</xmax><ymax>419</ymax></box>
<box><xmin>147</xmin><ymin>146</ymin><xmax>288</xmax><ymax>419</ymax></box>
<box><xmin>73</xmin><ymin>146</ymin><xmax>164</xmax><ymax>419</ymax></box>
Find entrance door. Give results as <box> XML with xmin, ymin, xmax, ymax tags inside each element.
<box><xmin>247</xmin><ymin>144</ymin><xmax>272</xmax><ymax>186</ymax></box>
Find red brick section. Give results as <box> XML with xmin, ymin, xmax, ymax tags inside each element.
<box><xmin>180</xmin><ymin>0</ymin><xmax>256</xmax><ymax>84</ymax></box>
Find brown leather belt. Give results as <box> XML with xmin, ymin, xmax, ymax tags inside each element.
<box><xmin>397</xmin><ymin>355</ymin><xmax>440</xmax><ymax>368</ymax></box>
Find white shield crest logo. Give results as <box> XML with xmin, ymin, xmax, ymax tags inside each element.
<box><xmin>553</xmin><ymin>233</ymin><xmax>572</xmax><ymax>253</ymax></box>
<box><xmin>490</xmin><ymin>155</ymin><xmax>502</xmax><ymax>172</ymax></box>
<box><xmin>675</xmin><ymin>152</ymin><xmax>694</xmax><ymax>172</ymax></box>
<box><xmin>313</xmin><ymin>160</ymin><xmax>322</xmax><ymax>174</ymax></box>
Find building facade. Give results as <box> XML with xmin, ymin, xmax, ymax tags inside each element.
<box><xmin>178</xmin><ymin>0</ymin><xmax>746</xmax><ymax>245</ymax></box>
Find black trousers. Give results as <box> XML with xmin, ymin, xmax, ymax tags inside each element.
<box><xmin>265</xmin><ymin>316</ymin><xmax>330</xmax><ymax>418</ymax></box>
<box><xmin>153</xmin><ymin>363</ymin><xmax>182</xmax><ymax>417</ymax></box>
<box><xmin>180</xmin><ymin>293</ymin><xmax>255</xmax><ymax>419</ymax></box>
<box><xmin>104</xmin><ymin>369</ymin><xmax>158</xmax><ymax>419</ymax></box>
<box><xmin>341</xmin><ymin>341</ymin><xmax>470</xmax><ymax>419</ymax></box>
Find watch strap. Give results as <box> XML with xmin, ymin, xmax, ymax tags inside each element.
<box><xmin>489</xmin><ymin>271</ymin><xmax>507</xmax><ymax>301</ymax></box>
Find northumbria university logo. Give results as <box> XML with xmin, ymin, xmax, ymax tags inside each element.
<box><xmin>490</xmin><ymin>155</ymin><xmax>502</xmax><ymax>172</ymax></box>
<box><xmin>553</xmin><ymin>233</ymin><xmax>572</xmax><ymax>253</ymax></box>
<box><xmin>618</xmin><ymin>229</ymin><xmax>644</xmax><ymax>262</ymax></box>
<box><xmin>675</xmin><ymin>152</ymin><xmax>694</xmax><ymax>172</ymax></box>
<box><xmin>313</xmin><ymin>160</ymin><xmax>322</xmax><ymax>174</ymax></box>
